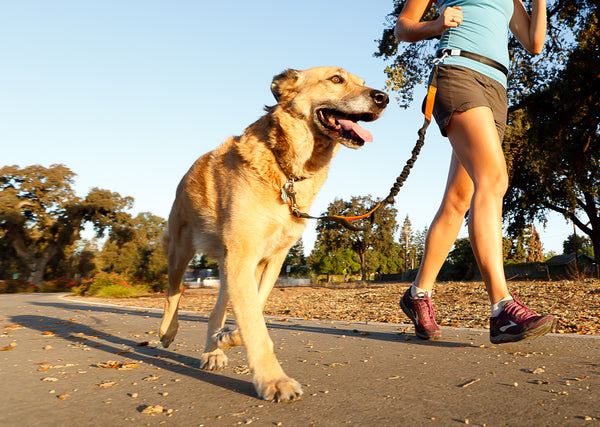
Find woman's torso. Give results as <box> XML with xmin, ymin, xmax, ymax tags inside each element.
<box><xmin>436</xmin><ymin>0</ymin><xmax>514</xmax><ymax>86</ymax></box>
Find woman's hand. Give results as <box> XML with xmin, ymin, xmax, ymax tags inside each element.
<box><xmin>437</xmin><ymin>6</ymin><xmax>463</xmax><ymax>33</ymax></box>
<box><xmin>395</xmin><ymin>1</ymin><xmax>462</xmax><ymax>43</ymax></box>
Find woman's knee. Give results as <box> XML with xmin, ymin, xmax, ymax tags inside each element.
<box><xmin>475</xmin><ymin>171</ymin><xmax>509</xmax><ymax>199</ymax></box>
<box><xmin>443</xmin><ymin>186</ymin><xmax>473</xmax><ymax>216</ymax></box>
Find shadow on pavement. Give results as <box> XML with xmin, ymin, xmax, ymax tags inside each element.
<box><xmin>31</xmin><ymin>299</ymin><xmax>479</xmax><ymax>349</ymax></box>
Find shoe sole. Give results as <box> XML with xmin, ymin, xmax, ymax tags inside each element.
<box><xmin>400</xmin><ymin>297</ymin><xmax>441</xmax><ymax>341</ymax></box>
<box><xmin>490</xmin><ymin>316</ymin><xmax>556</xmax><ymax>344</ymax></box>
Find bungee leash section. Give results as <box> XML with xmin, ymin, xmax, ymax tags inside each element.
<box><xmin>283</xmin><ymin>49</ymin><xmax>507</xmax><ymax>231</ymax></box>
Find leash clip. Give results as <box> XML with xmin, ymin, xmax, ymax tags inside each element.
<box><xmin>281</xmin><ymin>178</ymin><xmax>302</xmax><ymax>218</ymax></box>
<box><xmin>434</xmin><ymin>50</ymin><xmax>448</xmax><ymax>66</ymax></box>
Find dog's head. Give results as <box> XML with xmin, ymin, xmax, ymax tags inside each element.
<box><xmin>270</xmin><ymin>67</ymin><xmax>388</xmax><ymax>149</ymax></box>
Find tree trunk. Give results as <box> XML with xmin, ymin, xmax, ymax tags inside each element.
<box><xmin>359</xmin><ymin>251</ymin><xmax>367</xmax><ymax>281</ymax></box>
<box><xmin>23</xmin><ymin>246</ymin><xmax>58</xmax><ymax>285</ymax></box>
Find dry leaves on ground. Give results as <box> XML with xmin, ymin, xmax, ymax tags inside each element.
<box><xmin>70</xmin><ymin>279</ymin><xmax>600</xmax><ymax>335</ymax></box>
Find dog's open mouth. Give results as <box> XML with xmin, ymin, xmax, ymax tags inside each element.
<box><xmin>317</xmin><ymin>109</ymin><xmax>376</xmax><ymax>145</ymax></box>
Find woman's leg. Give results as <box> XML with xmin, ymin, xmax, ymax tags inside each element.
<box><xmin>445</xmin><ymin>106</ymin><xmax>510</xmax><ymax>304</ymax></box>
<box><xmin>414</xmin><ymin>151</ymin><xmax>473</xmax><ymax>292</ymax></box>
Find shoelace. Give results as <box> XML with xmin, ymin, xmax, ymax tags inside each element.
<box><xmin>415</xmin><ymin>295</ymin><xmax>437</xmax><ymax>325</ymax></box>
<box><xmin>504</xmin><ymin>292</ymin><xmax>536</xmax><ymax>320</ymax></box>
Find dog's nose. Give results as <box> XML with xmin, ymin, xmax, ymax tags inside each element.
<box><xmin>370</xmin><ymin>90</ymin><xmax>389</xmax><ymax>107</ymax></box>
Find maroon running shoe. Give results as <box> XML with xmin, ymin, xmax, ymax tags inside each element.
<box><xmin>490</xmin><ymin>293</ymin><xmax>556</xmax><ymax>344</ymax></box>
<box><xmin>400</xmin><ymin>288</ymin><xmax>441</xmax><ymax>340</ymax></box>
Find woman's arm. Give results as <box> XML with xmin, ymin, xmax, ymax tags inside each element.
<box><xmin>509</xmin><ymin>0</ymin><xmax>547</xmax><ymax>55</ymax></box>
<box><xmin>395</xmin><ymin>0</ymin><xmax>463</xmax><ymax>43</ymax></box>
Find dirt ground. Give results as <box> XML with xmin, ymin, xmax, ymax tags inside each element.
<box><xmin>70</xmin><ymin>279</ymin><xmax>600</xmax><ymax>335</ymax></box>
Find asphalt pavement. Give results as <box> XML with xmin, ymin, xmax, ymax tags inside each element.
<box><xmin>1</xmin><ymin>293</ymin><xmax>598</xmax><ymax>426</ymax></box>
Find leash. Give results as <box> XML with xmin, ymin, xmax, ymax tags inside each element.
<box><xmin>282</xmin><ymin>49</ymin><xmax>507</xmax><ymax>231</ymax></box>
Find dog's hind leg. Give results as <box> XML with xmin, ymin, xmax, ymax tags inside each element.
<box><xmin>200</xmin><ymin>284</ymin><xmax>232</xmax><ymax>370</ymax></box>
<box><xmin>159</xmin><ymin>227</ymin><xmax>195</xmax><ymax>348</ymax></box>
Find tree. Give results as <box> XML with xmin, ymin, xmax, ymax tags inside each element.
<box><xmin>311</xmin><ymin>195</ymin><xmax>398</xmax><ymax>281</ymax></box>
<box><xmin>526</xmin><ymin>225</ymin><xmax>544</xmax><ymax>262</ymax></box>
<box><xmin>447</xmin><ymin>238</ymin><xmax>477</xmax><ymax>280</ymax></box>
<box><xmin>399</xmin><ymin>216</ymin><xmax>413</xmax><ymax>272</ymax></box>
<box><xmin>563</xmin><ymin>233</ymin><xmax>594</xmax><ymax>256</ymax></box>
<box><xmin>0</xmin><ymin>165</ymin><xmax>134</xmax><ymax>284</ymax></box>
<box><xmin>99</xmin><ymin>212</ymin><xmax>168</xmax><ymax>286</ymax></box>
<box><xmin>281</xmin><ymin>239</ymin><xmax>310</xmax><ymax>277</ymax></box>
<box><xmin>502</xmin><ymin>7</ymin><xmax>600</xmax><ymax>259</ymax></box>
<box><xmin>308</xmin><ymin>246</ymin><xmax>360</xmax><ymax>282</ymax></box>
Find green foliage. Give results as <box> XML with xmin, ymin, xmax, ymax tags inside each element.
<box><xmin>0</xmin><ymin>164</ymin><xmax>134</xmax><ymax>284</ymax></box>
<box><xmin>78</xmin><ymin>272</ymin><xmax>150</xmax><ymax>298</ymax></box>
<box><xmin>446</xmin><ymin>238</ymin><xmax>477</xmax><ymax>280</ymax></box>
<box><xmin>308</xmin><ymin>246</ymin><xmax>361</xmax><ymax>277</ymax></box>
<box><xmin>98</xmin><ymin>212</ymin><xmax>168</xmax><ymax>291</ymax></box>
<box><xmin>311</xmin><ymin>195</ymin><xmax>398</xmax><ymax>281</ymax></box>
<box><xmin>563</xmin><ymin>233</ymin><xmax>594</xmax><ymax>256</ymax></box>
<box><xmin>503</xmin><ymin>7</ymin><xmax>600</xmax><ymax>259</ymax></box>
<box><xmin>281</xmin><ymin>239</ymin><xmax>310</xmax><ymax>277</ymax></box>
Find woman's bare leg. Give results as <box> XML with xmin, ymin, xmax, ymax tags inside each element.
<box><xmin>414</xmin><ymin>151</ymin><xmax>473</xmax><ymax>291</ymax></box>
<box><xmin>445</xmin><ymin>106</ymin><xmax>510</xmax><ymax>304</ymax></box>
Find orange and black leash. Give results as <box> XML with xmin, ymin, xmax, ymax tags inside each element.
<box><xmin>283</xmin><ymin>64</ymin><xmax>439</xmax><ymax>231</ymax></box>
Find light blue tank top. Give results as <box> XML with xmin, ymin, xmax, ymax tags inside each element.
<box><xmin>436</xmin><ymin>0</ymin><xmax>513</xmax><ymax>87</ymax></box>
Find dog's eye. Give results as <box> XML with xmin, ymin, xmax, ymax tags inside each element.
<box><xmin>330</xmin><ymin>75</ymin><xmax>344</xmax><ymax>84</ymax></box>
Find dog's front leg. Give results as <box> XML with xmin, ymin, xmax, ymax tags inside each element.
<box><xmin>214</xmin><ymin>253</ymin><xmax>287</xmax><ymax>352</ymax></box>
<box><xmin>224</xmin><ymin>256</ymin><xmax>303</xmax><ymax>402</ymax></box>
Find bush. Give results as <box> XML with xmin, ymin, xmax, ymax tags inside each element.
<box><xmin>42</xmin><ymin>278</ymin><xmax>79</xmax><ymax>293</ymax></box>
<box><xmin>0</xmin><ymin>279</ymin><xmax>40</xmax><ymax>294</ymax></box>
<box><xmin>79</xmin><ymin>272</ymin><xmax>150</xmax><ymax>298</ymax></box>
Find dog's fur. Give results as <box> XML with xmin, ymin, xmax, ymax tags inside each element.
<box><xmin>159</xmin><ymin>67</ymin><xmax>388</xmax><ymax>402</ymax></box>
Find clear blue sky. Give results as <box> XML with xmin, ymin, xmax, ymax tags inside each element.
<box><xmin>1</xmin><ymin>1</ymin><xmax>573</xmax><ymax>255</ymax></box>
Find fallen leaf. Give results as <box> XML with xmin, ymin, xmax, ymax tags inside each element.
<box><xmin>143</xmin><ymin>375</ymin><xmax>159</xmax><ymax>381</ymax></box>
<box><xmin>141</xmin><ymin>405</ymin><xmax>164</xmax><ymax>414</ymax></box>
<box><xmin>98</xmin><ymin>381</ymin><xmax>117</xmax><ymax>388</ymax></box>
<box><xmin>97</xmin><ymin>361</ymin><xmax>119</xmax><ymax>369</ymax></box>
<box><xmin>42</xmin><ymin>331</ymin><xmax>54</xmax><ymax>336</ymax></box>
<box><xmin>41</xmin><ymin>377</ymin><xmax>59</xmax><ymax>382</ymax></box>
<box><xmin>1</xmin><ymin>343</ymin><xmax>16</xmax><ymax>351</ymax></box>
<box><xmin>118</xmin><ymin>362</ymin><xmax>140</xmax><ymax>370</ymax></box>
<box><xmin>136</xmin><ymin>341</ymin><xmax>150</xmax><ymax>347</ymax></box>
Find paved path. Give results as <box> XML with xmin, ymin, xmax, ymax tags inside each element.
<box><xmin>1</xmin><ymin>293</ymin><xmax>598</xmax><ymax>426</ymax></box>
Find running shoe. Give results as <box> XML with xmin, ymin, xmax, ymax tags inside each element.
<box><xmin>400</xmin><ymin>287</ymin><xmax>441</xmax><ymax>340</ymax></box>
<box><xmin>490</xmin><ymin>293</ymin><xmax>556</xmax><ymax>344</ymax></box>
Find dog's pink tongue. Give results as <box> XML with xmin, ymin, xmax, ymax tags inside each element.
<box><xmin>336</xmin><ymin>117</ymin><xmax>373</xmax><ymax>142</ymax></box>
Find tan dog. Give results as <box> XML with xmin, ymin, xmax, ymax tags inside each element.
<box><xmin>159</xmin><ymin>66</ymin><xmax>388</xmax><ymax>402</ymax></box>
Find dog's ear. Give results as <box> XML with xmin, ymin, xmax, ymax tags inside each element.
<box><xmin>271</xmin><ymin>69</ymin><xmax>300</xmax><ymax>102</ymax></box>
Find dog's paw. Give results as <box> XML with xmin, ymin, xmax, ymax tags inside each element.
<box><xmin>159</xmin><ymin>317</ymin><xmax>179</xmax><ymax>348</ymax></box>
<box><xmin>256</xmin><ymin>376</ymin><xmax>303</xmax><ymax>402</ymax></box>
<box><xmin>159</xmin><ymin>328</ymin><xmax>177</xmax><ymax>348</ymax></box>
<box><xmin>200</xmin><ymin>349</ymin><xmax>229</xmax><ymax>370</ymax></box>
<box><xmin>214</xmin><ymin>326</ymin><xmax>242</xmax><ymax>350</ymax></box>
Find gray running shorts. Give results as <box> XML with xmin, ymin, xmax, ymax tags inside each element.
<box><xmin>430</xmin><ymin>65</ymin><xmax>508</xmax><ymax>140</ymax></box>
